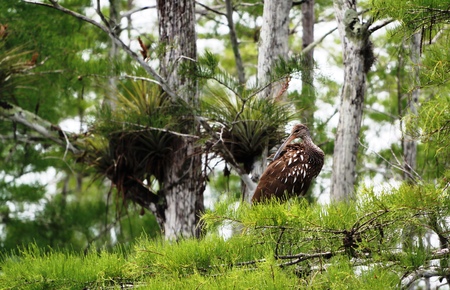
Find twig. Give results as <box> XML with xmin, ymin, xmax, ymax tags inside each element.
<box><xmin>195</xmin><ymin>1</ymin><xmax>226</xmax><ymax>17</ymax></box>
<box><xmin>109</xmin><ymin>120</ymin><xmax>200</xmax><ymax>139</ymax></box>
<box><xmin>368</xmin><ymin>19</ymin><xmax>395</xmax><ymax>34</ymax></box>
<box><xmin>302</xmin><ymin>27</ymin><xmax>337</xmax><ymax>55</ymax></box>
<box><xmin>120</xmin><ymin>6</ymin><xmax>156</xmax><ymax>18</ymax></box>
<box><xmin>358</xmin><ymin>139</ymin><xmax>422</xmax><ymax>182</ymax></box>
<box><xmin>95</xmin><ymin>0</ymin><xmax>110</xmax><ymax>28</ymax></box>
<box><xmin>401</xmin><ymin>266</ymin><xmax>450</xmax><ymax>289</ymax></box>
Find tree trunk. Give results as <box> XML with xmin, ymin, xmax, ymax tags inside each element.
<box><xmin>157</xmin><ymin>0</ymin><xmax>205</xmax><ymax>239</ymax></box>
<box><xmin>402</xmin><ymin>32</ymin><xmax>420</xmax><ymax>182</ymax></box>
<box><xmin>330</xmin><ymin>1</ymin><xmax>374</xmax><ymax>201</ymax></box>
<box><xmin>103</xmin><ymin>0</ymin><xmax>121</xmax><ymax>109</ymax></box>
<box><xmin>257</xmin><ymin>0</ymin><xmax>292</xmax><ymax>99</ymax></box>
<box><xmin>245</xmin><ymin>0</ymin><xmax>292</xmax><ymax>204</ymax></box>
<box><xmin>300</xmin><ymin>0</ymin><xmax>316</xmax><ymax>126</ymax></box>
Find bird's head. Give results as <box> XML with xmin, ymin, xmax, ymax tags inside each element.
<box><xmin>290</xmin><ymin>124</ymin><xmax>310</xmax><ymax>140</ymax></box>
<box><xmin>273</xmin><ymin>124</ymin><xmax>310</xmax><ymax>160</ymax></box>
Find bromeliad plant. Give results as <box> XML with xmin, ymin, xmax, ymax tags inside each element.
<box><xmin>197</xmin><ymin>51</ymin><xmax>297</xmax><ymax>174</ymax></box>
<box><xmin>81</xmin><ymin>80</ymin><xmax>187</xmax><ymax>205</ymax></box>
<box><xmin>201</xmin><ymin>87</ymin><xmax>293</xmax><ymax>173</ymax></box>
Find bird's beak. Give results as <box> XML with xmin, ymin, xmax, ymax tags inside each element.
<box><xmin>273</xmin><ymin>133</ymin><xmax>297</xmax><ymax>160</ymax></box>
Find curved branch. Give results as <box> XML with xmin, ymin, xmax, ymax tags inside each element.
<box><xmin>0</xmin><ymin>101</ymin><xmax>81</xmax><ymax>155</ymax></box>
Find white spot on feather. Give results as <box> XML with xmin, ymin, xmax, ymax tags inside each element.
<box><xmin>300</xmin><ymin>155</ymin><xmax>304</xmax><ymax>161</ymax></box>
<box><xmin>288</xmin><ymin>158</ymin><xmax>292</xmax><ymax>165</ymax></box>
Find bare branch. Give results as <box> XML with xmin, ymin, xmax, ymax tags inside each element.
<box><xmin>278</xmin><ymin>250</ymin><xmax>346</xmax><ymax>267</ymax></box>
<box><xmin>302</xmin><ymin>27</ymin><xmax>337</xmax><ymax>55</ymax></box>
<box><xmin>95</xmin><ymin>0</ymin><xmax>110</xmax><ymax>28</ymax></box>
<box><xmin>195</xmin><ymin>1</ymin><xmax>226</xmax><ymax>17</ymax></box>
<box><xmin>0</xmin><ymin>101</ymin><xmax>81</xmax><ymax>155</ymax></box>
<box><xmin>358</xmin><ymin>139</ymin><xmax>422</xmax><ymax>182</ymax></box>
<box><xmin>368</xmin><ymin>19</ymin><xmax>395</xmax><ymax>34</ymax></box>
<box><xmin>120</xmin><ymin>5</ymin><xmax>156</xmax><ymax>18</ymax></box>
<box><xmin>109</xmin><ymin>120</ymin><xmax>200</xmax><ymax>139</ymax></box>
<box><xmin>401</xmin><ymin>266</ymin><xmax>450</xmax><ymax>289</ymax></box>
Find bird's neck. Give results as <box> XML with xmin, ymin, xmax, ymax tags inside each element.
<box><xmin>303</xmin><ymin>136</ymin><xmax>323</xmax><ymax>155</ymax></box>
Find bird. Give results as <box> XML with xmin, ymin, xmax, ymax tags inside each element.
<box><xmin>251</xmin><ymin>124</ymin><xmax>324</xmax><ymax>203</ymax></box>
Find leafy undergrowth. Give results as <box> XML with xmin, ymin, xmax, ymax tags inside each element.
<box><xmin>1</xmin><ymin>182</ymin><xmax>449</xmax><ymax>289</ymax></box>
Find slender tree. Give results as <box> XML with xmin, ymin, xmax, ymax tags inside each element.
<box><xmin>257</xmin><ymin>0</ymin><xmax>292</xmax><ymax>100</ymax></box>
<box><xmin>330</xmin><ymin>1</ymin><xmax>375</xmax><ymax>201</ymax></box>
<box><xmin>402</xmin><ymin>32</ymin><xmax>421</xmax><ymax>182</ymax></box>
<box><xmin>299</xmin><ymin>0</ymin><xmax>316</xmax><ymax>125</ymax></box>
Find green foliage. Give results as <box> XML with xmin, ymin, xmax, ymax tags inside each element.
<box><xmin>409</xmin><ymin>94</ymin><xmax>450</xmax><ymax>177</ymax></box>
<box><xmin>2</xmin><ymin>181</ymin><xmax>449</xmax><ymax>288</ymax></box>
<box><xmin>371</xmin><ymin>0</ymin><xmax>450</xmax><ymax>33</ymax></box>
<box><xmin>1</xmin><ymin>244</ymin><xmax>128</xmax><ymax>289</ymax></box>
<box><xmin>0</xmin><ymin>1</ymin><xmax>161</xmax><ymax>253</ymax></box>
<box><xmin>1</xmin><ymin>2</ymin><xmax>450</xmax><ymax>289</ymax></box>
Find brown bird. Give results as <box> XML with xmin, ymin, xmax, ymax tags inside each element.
<box><xmin>252</xmin><ymin>124</ymin><xmax>324</xmax><ymax>203</ymax></box>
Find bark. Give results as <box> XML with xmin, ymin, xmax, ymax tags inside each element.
<box><xmin>300</xmin><ymin>0</ymin><xmax>316</xmax><ymax>125</ymax></box>
<box><xmin>158</xmin><ymin>0</ymin><xmax>197</xmax><ymax>104</ymax></box>
<box><xmin>402</xmin><ymin>32</ymin><xmax>421</xmax><ymax>182</ymax></box>
<box><xmin>157</xmin><ymin>0</ymin><xmax>205</xmax><ymax>239</ymax></box>
<box><xmin>247</xmin><ymin>0</ymin><xmax>292</xmax><ymax>204</ymax></box>
<box><xmin>330</xmin><ymin>1</ymin><xmax>374</xmax><ymax>201</ymax></box>
<box><xmin>103</xmin><ymin>0</ymin><xmax>121</xmax><ymax>108</ymax></box>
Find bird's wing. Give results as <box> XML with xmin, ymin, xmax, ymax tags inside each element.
<box><xmin>252</xmin><ymin>144</ymin><xmax>311</xmax><ymax>202</ymax></box>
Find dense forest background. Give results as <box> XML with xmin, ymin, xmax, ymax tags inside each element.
<box><xmin>0</xmin><ymin>0</ymin><xmax>449</xmax><ymax>288</ymax></box>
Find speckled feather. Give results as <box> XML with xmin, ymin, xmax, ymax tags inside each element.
<box><xmin>252</xmin><ymin>124</ymin><xmax>324</xmax><ymax>203</ymax></box>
